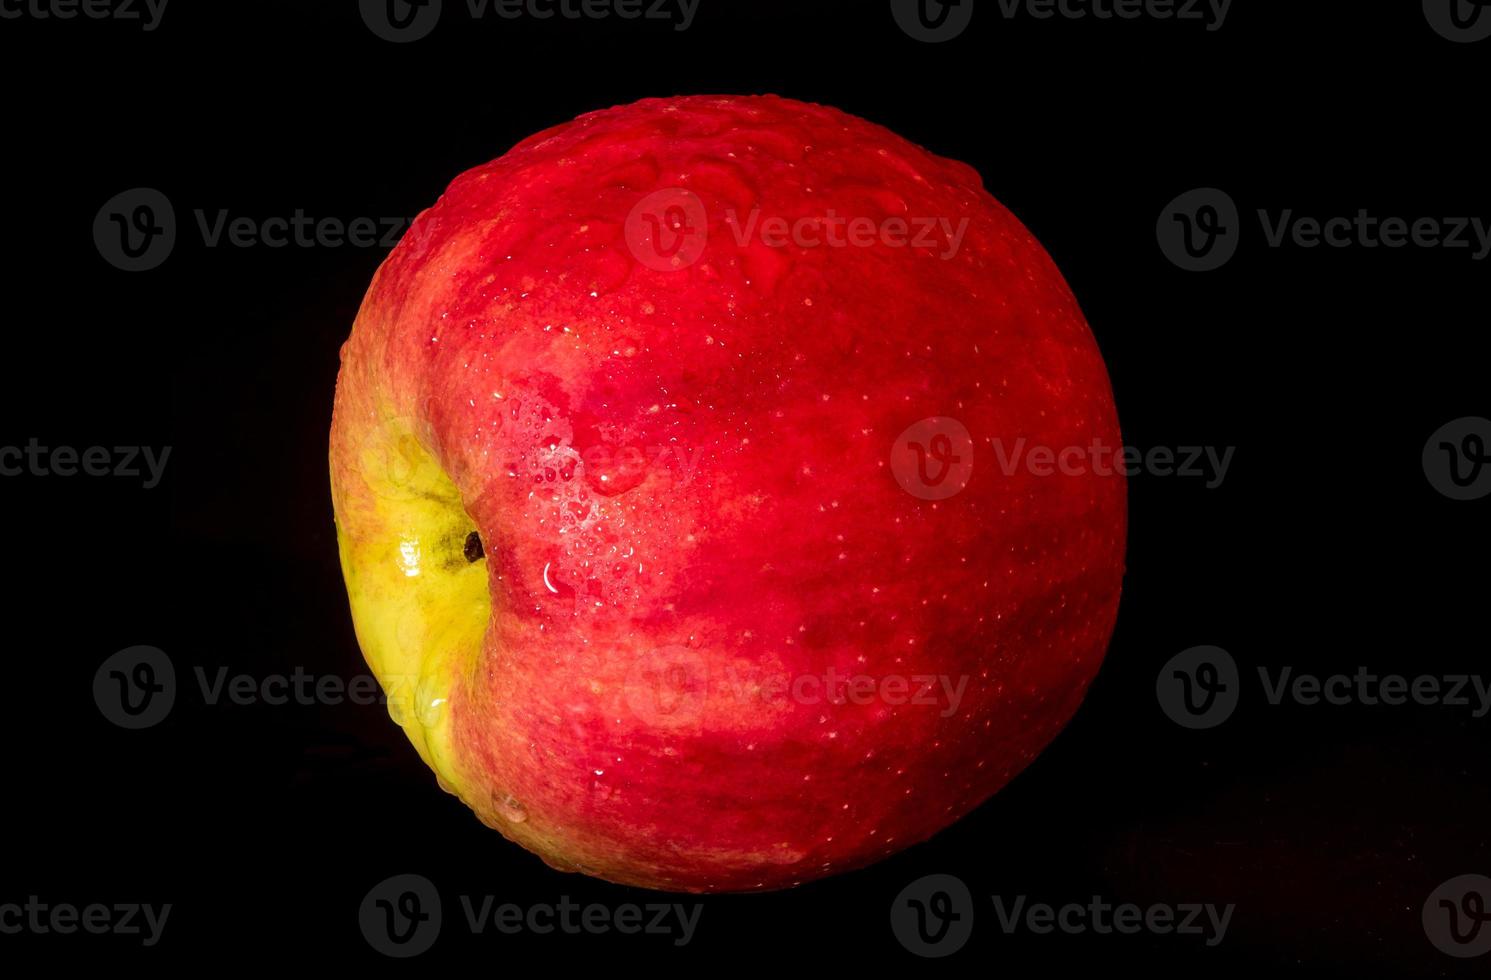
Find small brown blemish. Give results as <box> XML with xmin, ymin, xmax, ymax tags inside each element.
<box><xmin>464</xmin><ymin>531</ymin><xmax>485</xmax><ymax>563</ymax></box>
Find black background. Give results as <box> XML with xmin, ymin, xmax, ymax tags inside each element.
<box><xmin>1</xmin><ymin>0</ymin><xmax>1487</xmax><ymax>973</ymax></box>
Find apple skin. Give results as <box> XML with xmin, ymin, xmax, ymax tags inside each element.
<box><xmin>330</xmin><ymin>95</ymin><xmax>1125</xmax><ymax>892</ymax></box>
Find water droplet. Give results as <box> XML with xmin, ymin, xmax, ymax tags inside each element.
<box><xmin>496</xmin><ymin>792</ymin><xmax>528</xmax><ymax>823</ymax></box>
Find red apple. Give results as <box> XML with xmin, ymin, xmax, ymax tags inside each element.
<box><xmin>330</xmin><ymin>95</ymin><xmax>1125</xmax><ymax>892</ymax></box>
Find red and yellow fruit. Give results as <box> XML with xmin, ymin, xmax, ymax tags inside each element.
<box><xmin>330</xmin><ymin>95</ymin><xmax>1125</xmax><ymax>892</ymax></box>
